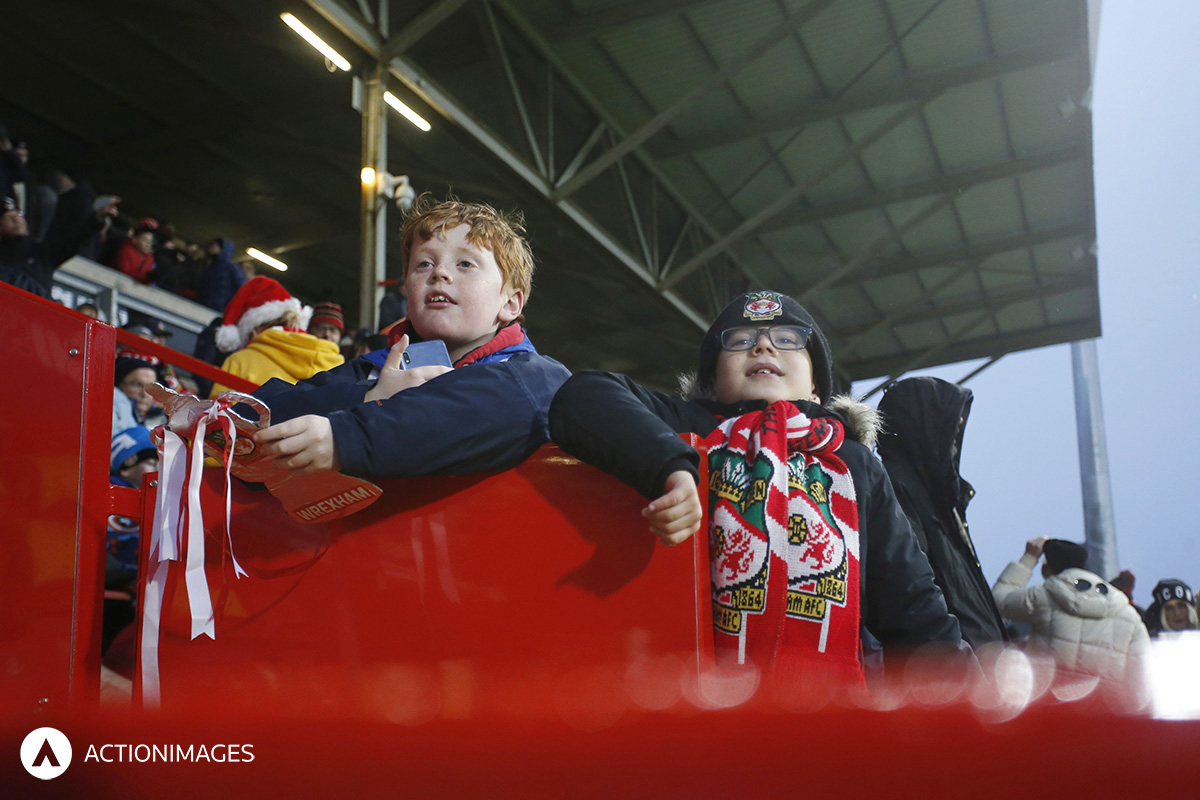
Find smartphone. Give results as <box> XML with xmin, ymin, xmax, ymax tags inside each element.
<box><xmin>398</xmin><ymin>339</ymin><xmax>452</xmax><ymax>370</ymax></box>
<box><xmin>362</xmin><ymin>339</ymin><xmax>453</xmax><ymax>372</ymax></box>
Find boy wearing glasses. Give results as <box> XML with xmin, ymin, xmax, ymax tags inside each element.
<box><xmin>549</xmin><ymin>291</ymin><xmax>962</xmax><ymax>683</ymax></box>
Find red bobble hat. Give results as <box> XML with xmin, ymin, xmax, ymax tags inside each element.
<box><xmin>215</xmin><ymin>276</ymin><xmax>311</xmax><ymax>353</ymax></box>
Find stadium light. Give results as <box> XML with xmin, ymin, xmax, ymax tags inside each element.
<box><xmin>246</xmin><ymin>247</ymin><xmax>289</xmax><ymax>272</ymax></box>
<box><xmin>384</xmin><ymin>91</ymin><xmax>431</xmax><ymax>132</ymax></box>
<box><xmin>280</xmin><ymin>13</ymin><xmax>351</xmax><ymax>71</ymax></box>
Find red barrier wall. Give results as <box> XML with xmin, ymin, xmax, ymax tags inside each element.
<box><xmin>0</xmin><ymin>286</ymin><xmax>111</xmax><ymax>713</ymax></box>
<box><xmin>140</xmin><ymin>446</ymin><xmax>712</xmax><ymax>718</ymax></box>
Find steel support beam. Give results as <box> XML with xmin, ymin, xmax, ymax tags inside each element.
<box><xmin>654</xmin><ymin>40</ymin><xmax>1081</xmax><ymax>158</ymax></box>
<box><xmin>544</xmin><ymin>0</ymin><xmax>725</xmax><ymax>42</ymax></box>
<box><xmin>762</xmin><ymin>142</ymin><xmax>1086</xmax><ymax>233</ymax></box>
<box><xmin>1071</xmin><ymin>339</ymin><xmax>1119</xmax><ymax>579</ymax></box>
<box><xmin>834</xmin><ymin>221</ymin><xmax>1093</xmax><ymax>287</ymax></box>
<box><xmin>551</xmin><ymin>0</ymin><xmax>838</xmax><ymax>201</ymax></box>
<box><xmin>380</xmin><ymin>0</ymin><xmax>470</xmax><ymax>62</ymax></box>
<box><xmin>359</xmin><ymin>62</ymin><xmax>388</xmax><ymax>330</ymax></box>
<box><xmin>660</xmin><ymin>101</ymin><xmax>925</xmax><ymax>291</ymax></box>
<box><xmin>851</xmin><ymin>317</ymin><xmax>1099</xmax><ymax>383</ymax></box>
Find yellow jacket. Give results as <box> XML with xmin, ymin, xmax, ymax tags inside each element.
<box><xmin>211</xmin><ymin>328</ymin><xmax>344</xmax><ymax>397</ymax></box>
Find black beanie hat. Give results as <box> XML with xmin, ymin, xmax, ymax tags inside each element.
<box><xmin>697</xmin><ymin>291</ymin><xmax>834</xmax><ymax>403</ymax></box>
<box><xmin>1151</xmin><ymin>579</ymin><xmax>1195</xmax><ymax>607</ymax></box>
<box><xmin>114</xmin><ymin>354</ymin><xmax>160</xmax><ymax>387</ymax></box>
<box><xmin>1043</xmin><ymin>539</ymin><xmax>1088</xmax><ymax>575</ymax></box>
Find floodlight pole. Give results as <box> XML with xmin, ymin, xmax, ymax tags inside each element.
<box><xmin>359</xmin><ymin>61</ymin><xmax>388</xmax><ymax>331</ymax></box>
<box><xmin>1071</xmin><ymin>338</ymin><xmax>1119</xmax><ymax>579</ymax></box>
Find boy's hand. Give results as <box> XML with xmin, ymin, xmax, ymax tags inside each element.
<box><xmin>364</xmin><ymin>334</ymin><xmax>452</xmax><ymax>403</ymax></box>
<box><xmin>643</xmin><ymin>470</ymin><xmax>702</xmax><ymax>546</ymax></box>
<box><xmin>1025</xmin><ymin>536</ymin><xmax>1048</xmax><ymax>559</ymax></box>
<box><xmin>255</xmin><ymin>415</ymin><xmax>341</xmax><ymax>475</ymax></box>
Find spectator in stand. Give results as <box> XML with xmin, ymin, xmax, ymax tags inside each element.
<box><xmin>24</xmin><ymin>163</ymin><xmax>60</xmax><ymax>244</ymax></box>
<box><xmin>307</xmin><ymin>301</ymin><xmax>344</xmax><ymax>345</ymax></box>
<box><xmin>42</xmin><ymin>168</ymin><xmax>98</xmax><ymax>268</ymax></box>
<box><xmin>111</xmin><ymin>221</ymin><xmax>157</xmax><ymax>283</ymax></box>
<box><xmin>992</xmin><ymin>538</ymin><xmax>1149</xmax><ymax>684</ymax></box>
<box><xmin>0</xmin><ymin>124</ymin><xmax>32</xmax><ymax>206</ymax></box>
<box><xmin>1109</xmin><ymin>570</ymin><xmax>1144</xmax><ymax>617</ymax></box>
<box><xmin>198</xmin><ymin>236</ymin><xmax>245</xmax><ymax>312</ymax></box>
<box><xmin>0</xmin><ymin>192</ymin><xmax>116</xmax><ymax>296</ymax></box>
<box><xmin>0</xmin><ymin>199</ymin><xmax>49</xmax><ymax>297</ymax></box>
<box><xmin>876</xmin><ymin>376</ymin><xmax>1007</xmax><ymax>649</ymax></box>
<box><xmin>177</xmin><ymin>241</ymin><xmax>205</xmax><ymax>300</ymax></box>
<box><xmin>76</xmin><ymin>301</ymin><xmax>101</xmax><ymax>319</ymax></box>
<box><xmin>152</xmin><ymin>224</ymin><xmax>186</xmax><ymax>294</ymax></box>
<box><xmin>112</xmin><ymin>354</ymin><xmax>161</xmax><ymax>436</ymax></box>
<box><xmin>108</xmin><ymin>425</ymin><xmax>159</xmax><ymax>578</ymax></box>
<box><xmin>210</xmin><ymin>276</ymin><xmax>343</xmax><ymax>397</ymax></box>
<box><xmin>378</xmin><ymin>280</ymin><xmax>407</xmax><ymax>328</ymax></box>
<box><xmin>550</xmin><ymin>291</ymin><xmax>964</xmax><ymax>681</ymax></box>
<box><xmin>1143</xmin><ymin>579</ymin><xmax>1198</xmax><ymax>637</ymax></box>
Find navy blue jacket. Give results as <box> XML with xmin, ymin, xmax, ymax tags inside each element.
<box><xmin>253</xmin><ymin>334</ymin><xmax>570</xmax><ymax>479</ymax></box>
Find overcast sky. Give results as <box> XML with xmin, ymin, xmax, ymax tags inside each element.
<box><xmin>852</xmin><ymin>0</ymin><xmax>1200</xmax><ymax>606</ymax></box>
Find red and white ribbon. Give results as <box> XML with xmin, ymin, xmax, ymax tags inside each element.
<box><xmin>140</xmin><ymin>400</ymin><xmax>246</xmax><ymax>708</ymax></box>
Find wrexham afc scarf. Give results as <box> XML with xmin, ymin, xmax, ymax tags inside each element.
<box><xmin>703</xmin><ymin>401</ymin><xmax>863</xmax><ymax>682</ymax></box>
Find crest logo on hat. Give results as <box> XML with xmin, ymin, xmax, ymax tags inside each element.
<box><xmin>743</xmin><ymin>291</ymin><xmax>784</xmax><ymax>321</ymax></box>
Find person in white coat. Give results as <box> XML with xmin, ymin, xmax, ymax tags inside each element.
<box><xmin>992</xmin><ymin>537</ymin><xmax>1149</xmax><ymax>685</ymax></box>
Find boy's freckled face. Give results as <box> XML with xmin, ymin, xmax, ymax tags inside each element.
<box><xmin>713</xmin><ymin>327</ymin><xmax>817</xmax><ymax>405</ymax></box>
<box><xmin>405</xmin><ymin>223</ymin><xmax>523</xmax><ymax>362</ymax></box>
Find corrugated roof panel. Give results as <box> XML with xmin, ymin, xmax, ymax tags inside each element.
<box><xmin>685</xmin><ymin>0</ymin><xmax>791</xmax><ymax>67</ymax></box>
<box><xmin>593</xmin><ymin>16</ymin><xmax>709</xmax><ymax>112</ymax></box>
<box><xmin>1018</xmin><ymin>167</ymin><xmax>1092</xmax><ymax>229</ymax></box>
<box><xmin>1029</xmin><ymin>239</ymin><xmax>1092</xmax><ymax>275</ymax></box>
<box><xmin>796</xmin><ymin>0</ymin><xmax>897</xmax><ymax>93</ymax></box>
<box><xmin>955</xmin><ymin>178</ymin><xmax>1024</xmax><ymax>241</ymax></box>
<box><xmin>994</xmin><ymin>298</ymin><xmax>1047</xmax><ymax>330</ymax></box>
<box><xmin>923</xmin><ymin>83</ymin><xmax>1010</xmax><ymax>171</ymax></box>
<box><xmin>819</xmin><ymin>208</ymin><xmax>898</xmax><ymax>257</ymax></box>
<box><xmin>772</xmin><ymin>117</ymin><xmax>872</xmax><ymax>189</ymax></box>
<box><xmin>982</xmin><ymin>0</ymin><xmax>1081</xmax><ymax>55</ymax></box>
<box><xmin>758</xmin><ymin>223</ymin><xmax>837</xmax><ymax>263</ymax></box>
<box><xmin>669</xmin><ymin>87</ymin><xmax>753</xmax><ymax>144</ymax></box>
<box><xmin>1043</xmin><ymin>288</ymin><xmax>1095</xmax><ymax>325</ymax></box>
<box><xmin>813</xmin><ymin>283</ymin><xmax>872</xmax><ymax>327</ymax></box>
<box><xmin>998</xmin><ymin>62</ymin><xmax>1089</xmax><ymax>154</ymax></box>
<box><xmin>727</xmin><ymin>41</ymin><xmax>824</xmax><ymax>120</ymax></box>
<box><xmin>893</xmin><ymin>0</ymin><xmax>988</xmax><ymax>73</ymax></box>
<box><xmin>890</xmin><ymin>200</ymin><xmax>963</xmax><ymax>253</ymax></box>
<box><xmin>856</xmin><ymin>116</ymin><xmax>941</xmax><ymax>189</ymax></box>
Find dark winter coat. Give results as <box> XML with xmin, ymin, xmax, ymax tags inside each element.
<box><xmin>198</xmin><ymin>238</ymin><xmax>246</xmax><ymax>312</ymax></box>
<box><xmin>253</xmin><ymin>329</ymin><xmax>570</xmax><ymax>479</ymax></box>
<box><xmin>876</xmin><ymin>377</ymin><xmax>1007</xmax><ymax>649</ymax></box>
<box><xmin>548</xmin><ymin>370</ymin><xmax>964</xmax><ymax>652</ymax></box>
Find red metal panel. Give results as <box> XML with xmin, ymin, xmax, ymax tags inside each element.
<box><xmin>141</xmin><ymin>446</ymin><xmax>711</xmax><ymax>717</ymax></box>
<box><xmin>0</xmin><ymin>285</ymin><xmax>110</xmax><ymax>714</ymax></box>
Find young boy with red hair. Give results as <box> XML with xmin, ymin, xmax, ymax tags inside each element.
<box><xmin>252</xmin><ymin>197</ymin><xmax>569</xmax><ymax>479</ymax></box>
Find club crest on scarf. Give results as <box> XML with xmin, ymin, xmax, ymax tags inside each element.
<box><xmin>704</xmin><ymin>402</ymin><xmax>861</xmax><ymax>670</ymax></box>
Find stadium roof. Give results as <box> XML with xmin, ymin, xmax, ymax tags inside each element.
<box><xmin>1</xmin><ymin>0</ymin><xmax>1099</xmax><ymax>390</ymax></box>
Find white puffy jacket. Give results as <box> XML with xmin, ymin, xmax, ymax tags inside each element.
<box><xmin>992</xmin><ymin>554</ymin><xmax>1149</xmax><ymax>682</ymax></box>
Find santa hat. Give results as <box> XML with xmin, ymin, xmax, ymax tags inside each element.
<box><xmin>216</xmin><ymin>276</ymin><xmax>311</xmax><ymax>352</ymax></box>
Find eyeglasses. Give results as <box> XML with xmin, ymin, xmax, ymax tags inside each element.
<box><xmin>719</xmin><ymin>325</ymin><xmax>812</xmax><ymax>352</ymax></box>
<box><xmin>1072</xmin><ymin>578</ymin><xmax>1108</xmax><ymax>595</ymax></box>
